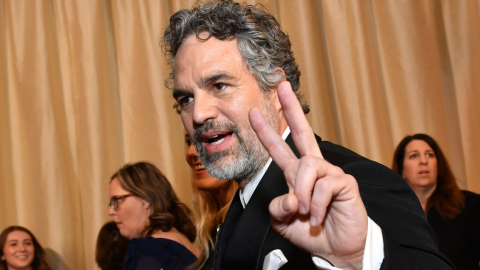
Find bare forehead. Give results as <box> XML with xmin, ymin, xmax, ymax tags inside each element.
<box><xmin>7</xmin><ymin>230</ymin><xmax>31</xmax><ymax>241</ymax></box>
<box><xmin>406</xmin><ymin>140</ymin><xmax>433</xmax><ymax>152</ymax></box>
<box><xmin>109</xmin><ymin>177</ymin><xmax>128</xmax><ymax>195</ymax></box>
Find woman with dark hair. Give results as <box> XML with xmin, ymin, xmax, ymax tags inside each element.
<box><xmin>184</xmin><ymin>134</ymin><xmax>237</xmax><ymax>269</ymax></box>
<box><xmin>95</xmin><ymin>221</ymin><xmax>129</xmax><ymax>270</ymax></box>
<box><xmin>392</xmin><ymin>133</ymin><xmax>480</xmax><ymax>270</ymax></box>
<box><xmin>109</xmin><ymin>162</ymin><xmax>199</xmax><ymax>270</ymax></box>
<box><xmin>0</xmin><ymin>226</ymin><xmax>51</xmax><ymax>270</ymax></box>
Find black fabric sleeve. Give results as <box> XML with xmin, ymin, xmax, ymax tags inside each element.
<box><xmin>343</xmin><ymin>160</ymin><xmax>455</xmax><ymax>270</ymax></box>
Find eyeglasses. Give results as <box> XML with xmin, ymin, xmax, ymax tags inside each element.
<box><xmin>109</xmin><ymin>194</ymin><xmax>135</xmax><ymax>210</ymax></box>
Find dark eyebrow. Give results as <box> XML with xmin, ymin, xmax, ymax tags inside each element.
<box><xmin>172</xmin><ymin>89</ymin><xmax>191</xmax><ymax>100</ymax></box>
<box><xmin>201</xmin><ymin>72</ymin><xmax>236</xmax><ymax>87</ymax></box>
<box><xmin>173</xmin><ymin>71</ymin><xmax>236</xmax><ymax>99</ymax></box>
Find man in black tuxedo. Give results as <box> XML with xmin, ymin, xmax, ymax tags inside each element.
<box><xmin>162</xmin><ymin>1</ymin><xmax>455</xmax><ymax>269</ymax></box>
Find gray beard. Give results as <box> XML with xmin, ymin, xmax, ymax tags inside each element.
<box><xmin>194</xmin><ymin>119</ymin><xmax>269</xmax><ymax>183</ymax></box>
<box><xmin>193</xmin><ymin>98</ymin><xmax>277</xmax><ymax>184</ymax></box>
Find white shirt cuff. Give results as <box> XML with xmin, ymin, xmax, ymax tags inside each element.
<box><xmin>311</xmin><ymin>217</ymin><xmax>384</xmax><ymax>270</ymax></box>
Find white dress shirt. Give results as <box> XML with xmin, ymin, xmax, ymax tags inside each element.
<box><xmin>239</xmin><ymin>127</ymin><xmax>384</xmax><ymax>270</ymax></box>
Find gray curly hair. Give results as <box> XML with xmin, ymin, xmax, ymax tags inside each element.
<box><xmin>161</xmin><ymin>0</ymin><xmax>309</xmax><ymax>114</ymax></box>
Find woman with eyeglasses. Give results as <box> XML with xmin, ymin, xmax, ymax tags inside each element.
<box><xmin>392</xmin><ymin>134</ymin><xmax>480</xmax><ymax>270</ymax></box>
<box><xmin>109</xmin><ymin>162</ymin><xmax>200</xmax><ymax>270</ymax></box>
<box><xmin>184</xmin><ymin>134</ymin><xmax>237</xmax><ymax>269</ymax></box>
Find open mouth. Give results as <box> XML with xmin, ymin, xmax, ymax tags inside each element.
<box><xmin>197</xmin><ymin>130</ymin><xmax>235</xmax><ymax>154</ymax></box>
<box><xmin>206</xmin><ymin>133</ymin><xmax>232</xmax><ymax>145</ymax></box>
<box><xmin>195</xmin><ymin>164</ymin><xmax>205</xmax><ymax>171</ymax></box>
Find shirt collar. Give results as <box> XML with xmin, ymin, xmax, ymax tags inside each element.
<box><xmin>239</xmin><ymin>127</ymin><xmax>291</xmax><ymax>208</ymax></box>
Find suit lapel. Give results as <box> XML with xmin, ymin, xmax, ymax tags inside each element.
<box><xmin>215</xmin><ymin>191</ymin><xmax>243</xmax><ymax>270</ymax></box>
<box><xmin>220</xmin><ymin>160</ymin><xmax>287</xmax><ymax>270</ymax></box>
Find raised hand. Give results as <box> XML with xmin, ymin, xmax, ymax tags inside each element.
<box><xmin>249</xmin><ymin>81</ymin><xmax>368</xmax><ymax>269</ymax></box>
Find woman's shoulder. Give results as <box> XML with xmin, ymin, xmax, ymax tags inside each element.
<box><xmin>460</xmin><ymin>190</ymin><xmax>480</xmax><ymax>216</ymax></box>
<box><xmin>126</xmin><ymin>237</ymin><xmax>197</xmax><ymax>270</ymax></box>
<box><xmin>461</xmin><ymin>190</ymin><xmax>480</xmax><ymax>205</ymax></box>
<box><xmin>129</xmin><ymin>236</ymin><xmax>195</xmax><ymax>256</ymax></box>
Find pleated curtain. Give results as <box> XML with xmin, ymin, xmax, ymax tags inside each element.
<box><xmin>0</xmin><ymin>0</ymin><xmax>479</xmax><ymax>269</ymax></box>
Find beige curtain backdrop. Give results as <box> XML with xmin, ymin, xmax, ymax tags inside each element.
<box><xmin>0</xmin><ymin>0</ymin><xmax>479</xmax><ymax>269</ymax></box>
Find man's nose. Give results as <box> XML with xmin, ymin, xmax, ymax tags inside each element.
<box><xmin>420</xmin><ymin>154</ymin><xmax>428</xmax><ymax>164</ymax></box>
<box><xmin>192</xmin><ymin>92</ymin><xmax>218</xmax><ymax>125</ymax></box>
<box><xmin>18</xmin><ymin>243</ymin><xmax>26</xmax><ymax>251</ymax></box>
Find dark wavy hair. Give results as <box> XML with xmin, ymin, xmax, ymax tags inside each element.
<box><xmin>392</xmin><ymin>133</ymin><xmax>465</xmax><ymax>219</ymax></box>
<box><xmin>95</xmin><ymin>221</ymin><xmax>129</xmax><ymax>270</ymax></box>
<box><xmin>162</xmin><ymin>0</ymin><xmax>309</xmax><ymax>114</ymax></box>
<box><xmin>0</xmin><ymin>226</ymin><xmax>51</xmax><ymax>270</ymax></box>
<box><xmin>111</xmin><ymin>162</ymin><xmax>197</xmax><ymax>242</ymax></box>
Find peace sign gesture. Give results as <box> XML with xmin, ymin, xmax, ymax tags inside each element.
<box><xmin>249</xmin><ymin>81</ymin><xmax>368</xmax><ymax>269</ymax></box>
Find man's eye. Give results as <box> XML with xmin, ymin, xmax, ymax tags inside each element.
<box><xmin>426</xmin><ymin>153</ymin><xmax>435</xmax><ymax>157</ymax></box>
<box><xmin>179</xmin><ymin>96</ymin><xmax>194</xmax><ymax>106</ymax></box>
<box><xmin>213</xmin><ymin>83</ymin><xmax>227</xmax><ymax>91</ymax></box>
<box><xmin>409</xmin><ymin>154</ymin><xmax>417</xmax><ymax>159</ymax></box>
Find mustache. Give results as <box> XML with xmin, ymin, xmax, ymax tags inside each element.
<box><xmin>193</xmin><ymin>119</ymin><xmax>241</xmax><ymax>144</ymax></box>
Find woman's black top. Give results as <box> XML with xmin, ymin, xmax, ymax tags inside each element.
<box><xmin>428</xmin><ymin>190</ymin><xmax>480</xmax><ymax>270</ymax></box>
<box><xmin>125</xmin><ymin>237</ymin><xmax>197</xmax><ymax>270</ymax></box>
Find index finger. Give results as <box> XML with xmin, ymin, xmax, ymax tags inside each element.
<box><xmin>249</xmin><ymin>107</ymin><xmax>297</xmax><ymax>173</ymax></box>
<box><xmin>277</xmin><ymin>81</ymin><xmax>323</xmax><ymax>159</ymax></box>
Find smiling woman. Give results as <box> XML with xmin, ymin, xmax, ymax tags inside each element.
<box><xmin>392</xmin><ymin>134</ymin><xmax>480</xmax><ymax>270</ymax></box>
<box><xmin>0</xmin><ymin>226</ymin><xmax>51</xmax><ymax>270</ymax></box>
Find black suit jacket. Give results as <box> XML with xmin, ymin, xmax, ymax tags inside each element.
<box><xmin>213</xmin><ymin>134</ymin><xmax>455</xmax><ymax>270</ymax></box>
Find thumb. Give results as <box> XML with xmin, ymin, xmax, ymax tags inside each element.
<box><xmin>269</xmin><ymin>194</ymin><xmax>299</xmax><ymax>233</ymax></box>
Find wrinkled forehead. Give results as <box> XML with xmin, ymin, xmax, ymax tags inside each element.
<box><xmin>173</xmin><ymin>35</ymin><xmax>250</xmax><ymax>88</ymax></box>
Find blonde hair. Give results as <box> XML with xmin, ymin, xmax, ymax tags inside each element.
<box><xmin>190</xmin><ymin>172</ymin><xmax>238</xmax><ymax>268</ymax></box>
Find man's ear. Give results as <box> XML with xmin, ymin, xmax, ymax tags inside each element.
<box><xmin>271</xmin><ymin>67</ymin><xmax>287</xmax><ymax>113</ymax></box>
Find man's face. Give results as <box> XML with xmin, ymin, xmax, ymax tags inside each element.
<box><xmin>173</xmin><ymin>34</ymin><xmax>282</xmax><ymax>183</ymax></box>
